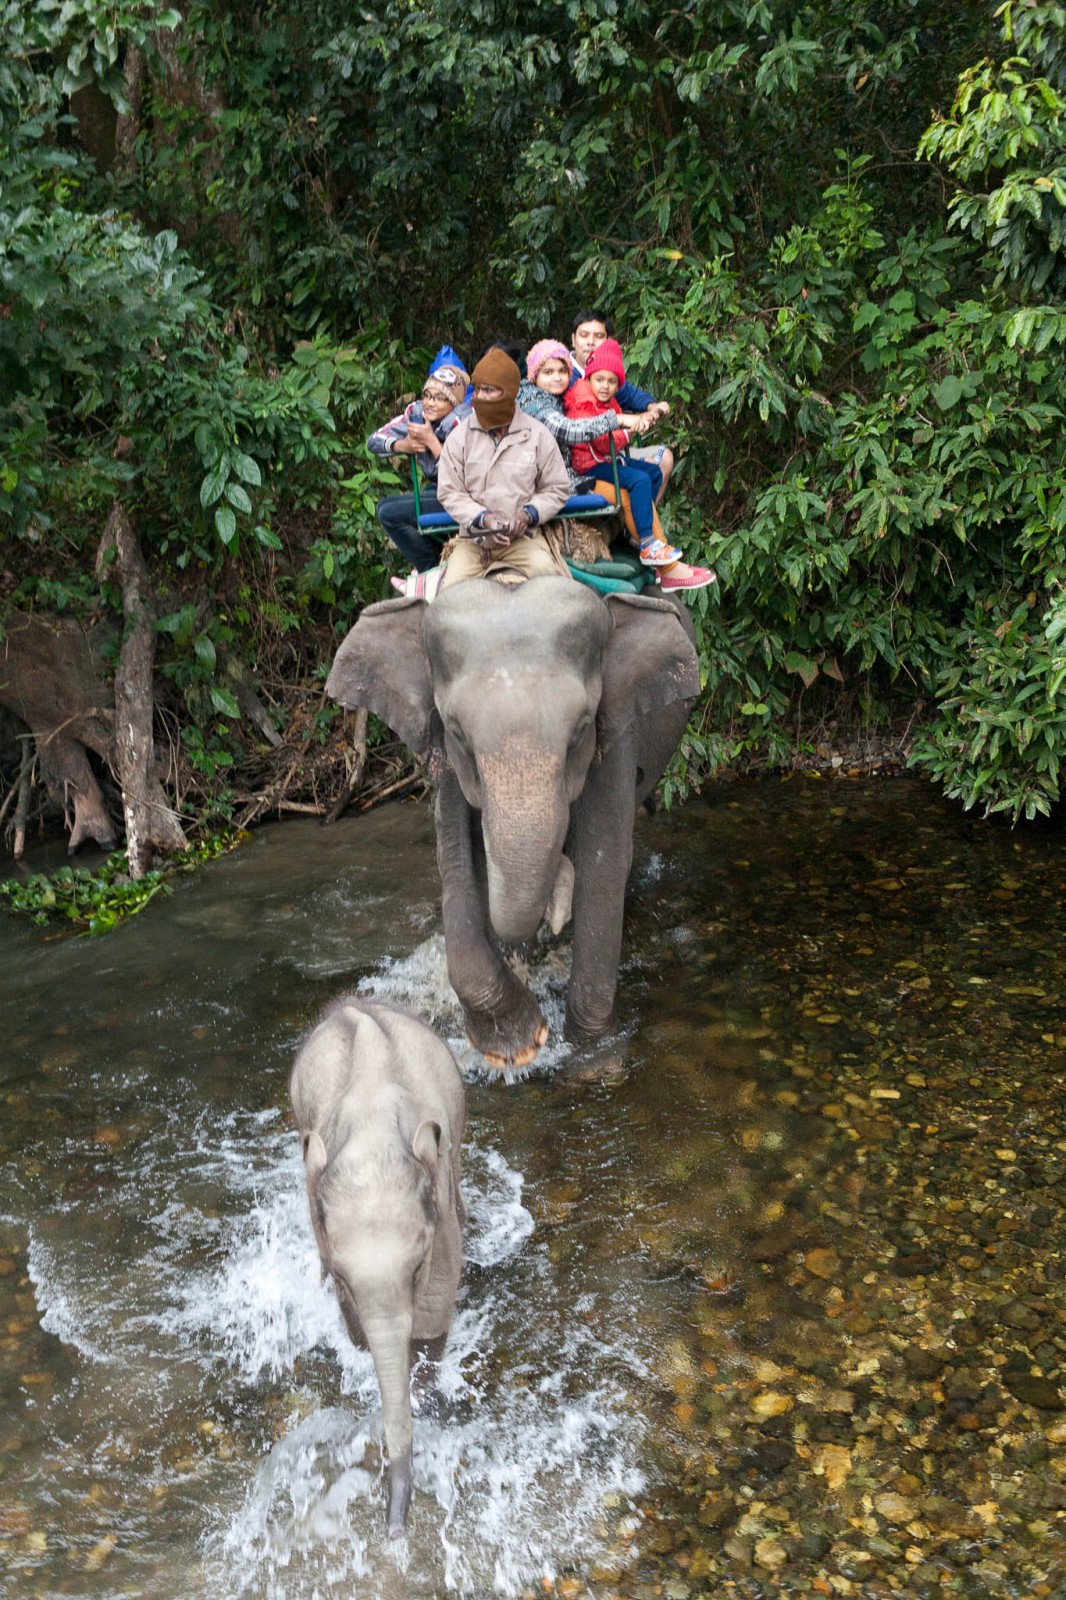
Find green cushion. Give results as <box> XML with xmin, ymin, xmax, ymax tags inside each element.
<box><xmin>566</xmin><ymin>547</ymin><xmax>654</xmax><ymax>595</ymax></box>
<box><xmin>567</xmin><ymin>565</ymin><xmax>645</xmax><ymax>595</ymax></box>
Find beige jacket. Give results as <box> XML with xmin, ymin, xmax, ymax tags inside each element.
<box><xmin>436</xmin><ymin>410</ymin><xmax>571</xmax><ymax>536</ymax></box>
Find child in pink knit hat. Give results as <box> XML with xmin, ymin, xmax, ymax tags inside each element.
<box><xmin>564</xmin><ymin>340</ymin><xmax>714</xmax><ymax>591</ymax></box>
<box><xmin>517</xmin><ymin>339</ymin><xmax>655</xmax><ymax>492</ymax></box>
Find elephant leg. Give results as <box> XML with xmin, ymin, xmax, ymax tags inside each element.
<box><xmin>435</xmin><ymin>775</ymin><xmax>548</xmax><ymax>1068</ymax></box>
<box><xmin>565</xmin><ymin>750</ymin><xmax>637</xmax><ymax>1041</ymax></box>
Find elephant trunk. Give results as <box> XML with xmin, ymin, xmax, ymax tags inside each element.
<box><xmin>479</xmin><ymin>745</ymin><xmax>570</xmax><ymax>944</ymax></box>
<box><xmin>360</xmin><ymin>1306</ymin><xmax>415</xmax><ymax>1538</ymax></box>
<box><xmin>386</xmin><ymin>1445</ymin><xmax>413</xmax><ymax>1541</ymax></box>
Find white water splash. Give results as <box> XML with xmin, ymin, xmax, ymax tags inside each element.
<box><xmin>26</xmin><ymin>1235</ymin><xmax>109</xmax><ymax>1363</ymax></box>
<box><xmin>15</xmin><ymin>931</ymin><xmax>646</xmax><ymax>1599</ymax></box>
<box><xmin>355</xmin><ymin>934</ymin><xmax>575</xmax><ymax>1081</ymax></box>
<box><xmin>639</xmin><ymin>850</ymin><xmax>665</xmax><ymax>883</ymax></box>
<box><xmin>191</xmin><ymin>1135</ymin><xmax>643</xmax><ymax>1597</ymax></box>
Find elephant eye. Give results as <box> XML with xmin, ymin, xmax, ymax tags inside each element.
<box><xmin>569</xmin><ymin>716</ymin><xmax>592</xmax><ymax>752</ymax></box>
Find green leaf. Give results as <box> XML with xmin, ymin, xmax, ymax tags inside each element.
<box><xmin>215</xmin><ymin>504</ymin><xmax>237</xmax><ymax>543</ymax></box>
<box><xmin>933</xmin><ymin>375</ymin><xmax>964</xmax><ymax>410</ymax></box>
<box><xmin>231</xmin><ymin>452</ymin><xmax>262</xmax><ymax>487</ymax></box>
<box><xmin>224</xmin><ymin>482</ymin><xmax>253</xmax><ymax>514</ymax></box>
<box><xmin>193</xmin><ymin>634</ymin><xmax>217</xmax><ymax>670</ymax></box>
<box><xmin>783</xmin><ymin>651</ymin><xmax>820</xmax><ymax>688</ymax></box>
<box><xmin>209</xmin><ymin>687</ymin><xmax>241</xmax><ymax>718</ymax></box>
<box><xmin>200</xmin><ymin>459</ymin><xmax>231</xmax><ymax>507</ymax></box>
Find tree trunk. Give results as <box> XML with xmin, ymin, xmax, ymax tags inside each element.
<box><xmin>115</xmin><ymin>47</ymin><xmax>146</xmax><ymax>176</ymax></box>
<box><xmin>0</xmin><ymin>613</ymin><xmax>118</xmax><ymax>853</ymax></box>
<box><xmin>96</xmin><ymin>501</ymin><xmax>187</xmax><ymax>876</ymax></box>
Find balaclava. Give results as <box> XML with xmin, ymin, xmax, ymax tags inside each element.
<box><xmin>470</xmin><ymin>348</ymin><xmax>521</xmax><ymax>429</ymax></box>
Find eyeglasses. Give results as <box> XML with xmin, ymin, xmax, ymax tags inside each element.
<box><xmin>421</xmin><ymin>388</ymin><xmax>449</xmax><ymax>402</ymax></box>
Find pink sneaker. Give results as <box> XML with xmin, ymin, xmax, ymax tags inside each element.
<box><xmin>659</xmin><ymin>563</ymin><xmax>716</xmax><ymax>591</ymax></box>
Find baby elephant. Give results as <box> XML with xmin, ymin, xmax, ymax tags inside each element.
<box><xmin>289</xmin><ymin>998</ymin><xmax>466</xmax><ymax>1538</ymax></box>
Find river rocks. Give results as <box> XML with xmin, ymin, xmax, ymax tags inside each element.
<box><xmin>753</xmin><ymin>1533</ymin><xmax>788</xmax><ymax>1570</ymax></box>
<box><xmin>605</xmin><ymin>780</ymin><xmax>1066</xmax><ymax>1600</ymax></box>
<box><xmin>1003</xmin><ymin>1373</ymin><xmax>1065</xmax><ymax>1410</ymax></box>
<box><xmin>804</xmin><ymin>1247</ymin><xmax>842</xmax><ymax>1281</ymax></box>
<box><xmin>901</xmin><ymin>1345</ymin><xmax>946</xmax><ymax>1380</ymax></box>
<box><xmin>750</xmin><ymin>1390</ymin><xmax>793</xmax><ymax>1420</ymax></box>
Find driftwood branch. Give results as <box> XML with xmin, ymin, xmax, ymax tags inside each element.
<box><xmin>12</xmin><ymin>738</ymin><xmax>34</xmax><ymax>860</ymax></box>
<box><xmin>324</xmin><ymin>705</ymin><xmax>370</xmax><ymax>824</ymax></box>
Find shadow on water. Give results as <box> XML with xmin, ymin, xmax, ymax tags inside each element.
<box><xmin>0</xmin><ymin>777</ymin><xmax>1064</xmax><ymax>1598</ymax></box>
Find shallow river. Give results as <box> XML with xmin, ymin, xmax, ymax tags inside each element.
<box><xmin>1</xmin><ymin>777</ymin><xmax>1064</xmax><ymax>1600</ymax></box>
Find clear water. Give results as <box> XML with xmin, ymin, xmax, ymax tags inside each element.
<box><xmin>1</xmin><ymin>781</ymin><xmax>1064</xmax><ymax>1599</ymax></box>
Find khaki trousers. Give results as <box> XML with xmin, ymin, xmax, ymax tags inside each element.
<box><xmin>442</xmin><ymin>530</ymin><xmax>572</xmax><ymax>588</ymax></box>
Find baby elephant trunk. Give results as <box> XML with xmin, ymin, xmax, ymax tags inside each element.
<box><xmin>387</xmin><ymin>1443</ymin><xmax>413</xmax><ymax>1539</ymax></box>
<box><xmin>362</xmin><ymin>1306</ymin><xmax>415</xmax><ymax>1538</ymax></box>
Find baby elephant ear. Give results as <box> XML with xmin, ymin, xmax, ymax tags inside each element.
<box><xmin>301</xmin><ymin>1129</ymin><xmax>331</xmax><ymax>1270</ymax></box>
<box><xmin>411</xmin><ymin>1119</ymin><xmax>442</xmax><ymax>1174</ymax></box>
<box><xmin>600</xmin><ymin>592</ymin><xmax>701</xmax><ymax>735</ymax></box>
<box><xmin>326</xmin><ymin>598</ymin><xmax>442</xmax><ymax>763</ymax></box>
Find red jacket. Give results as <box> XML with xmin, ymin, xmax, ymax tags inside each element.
<box><xmin>563</xmin><ymin>379</ymin><xmax>631</xmax><ymax>474</ymax></box>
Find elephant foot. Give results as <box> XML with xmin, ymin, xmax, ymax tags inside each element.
<box><xmin>565</xmin><ymin>1001</ymin><xmax>613</xmax><ymax>1045</ymax></box>
<box><xmin>481</xmin><ymin>1021</ymin><xmax>549</xmax><ymax>1073</ymax></box>
<box><xmin>464</xmin><ymin>986</ymin><xmax>550</xmax><ymax>1070</ymax></box>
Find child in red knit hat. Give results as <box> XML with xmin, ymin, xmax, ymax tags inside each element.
<box><xmin>563</xmin><ymin>339</ymin><xmax>714</xmax><ymax>591</ymax></box>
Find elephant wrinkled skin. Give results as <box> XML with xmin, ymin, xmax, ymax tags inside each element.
<box><xmin>326</xmin><ymin>576</ymin><xmax>700</xmax><ymax>1067</ymax></box>
<box><xmin>289</xmin><ymin>999</ymin><xmax>466</xmax><ymax>1537</ymax></box>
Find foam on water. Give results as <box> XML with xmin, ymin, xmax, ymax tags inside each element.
<box><xmin>357</xmin><ymin>933</ymin><xmax>575</xmax><ymax>1081</ymax></box>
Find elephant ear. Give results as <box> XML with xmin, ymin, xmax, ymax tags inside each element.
<box><xmin>411</xmin><ymin>1118</ymin><xmax>447</xmax><ymax>1216</ymax></box>
<box><xmin>326</xmin><ymin>598</ymin><xmax>444</xmax><ymax>770</ymax></box>
<box><xmin>411</xmin><ymin>1119</ymin><xmax>442</xmax><ymax>1174</ymax></box>
<box><xmin>302</xmin><ymin>1129</ymin><xmax>331</xmax><ymax>1274</ymax></box>
<box><xmin>599</xmin><ymin>592</ymin><xmax>701</xmax><ymax>741</ymax></box>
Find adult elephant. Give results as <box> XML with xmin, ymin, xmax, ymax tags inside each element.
<box><xmin>326</xmin><ymin>576</ymin><xmax>700</xmax><ymax>1068</ymax></box>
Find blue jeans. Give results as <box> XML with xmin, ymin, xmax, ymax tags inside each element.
<box><xmin>588</xmin><ymin>459</ymin><xmax>663</xmax><ymax>543</ymax></box>
<box><xmin>376</xmin><ymin>493</ymin><xmax>448</xmax><ymax>573</ymax></box>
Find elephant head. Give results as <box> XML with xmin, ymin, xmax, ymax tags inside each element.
<box><xmin>326</xmin><ymin>576</ymin><xmax>699</xmax><ymax>949</ymax></box>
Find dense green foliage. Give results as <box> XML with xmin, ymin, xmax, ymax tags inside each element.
<box><xmin>3</xmin><ymin>0</ymin><xmax>1066</xmax><ymax>822</ymax></box>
